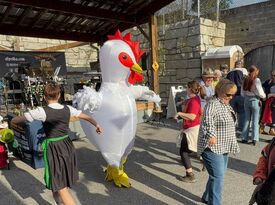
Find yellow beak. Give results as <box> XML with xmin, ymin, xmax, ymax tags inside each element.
<box><xmin>131</xmin><ymin>63</ymin><xmax>143</xmax><ymax>74</ymax></box>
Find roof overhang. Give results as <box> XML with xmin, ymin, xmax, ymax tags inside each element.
<box><xmin>0</xmin><ymin>0</ymin><xmax>175</xmax><ymax>42</ymax></box>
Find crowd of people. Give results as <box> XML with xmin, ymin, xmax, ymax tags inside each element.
<box><xmin>6</xmin><ymin>60</ymin><xmax>275</xmax><ymax>205</ymax></box>
<box><xmin>174</xmin><ymin>60</ymin><xmax>275</xmax><ymax>205</ymax></box>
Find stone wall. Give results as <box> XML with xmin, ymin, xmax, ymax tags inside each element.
<box><xmin>0</xmin><ymin>17</ymin><xmax>226</xmax><ymax>103</ymax></box>
<box><xmin>221</xmin><ymin>1</ymin><xmax>275</xmax><ymax>54</ymax></box>
<box><xmin>0</xmin><ymin>35</ymin><xmax>98</xmax><ymax>69</ymax></box>
<box><xmin>131</xmin><ymin>18</ymin><xmax>225</xmax><ymax>103</ymax></box>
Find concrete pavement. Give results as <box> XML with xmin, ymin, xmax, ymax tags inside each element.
<box><xmin>0</xmin><ymin>120</ymin><xmax>272</xmax><ymax>205</ymax></box>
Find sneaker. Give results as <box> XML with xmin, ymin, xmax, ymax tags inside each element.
<box><xmin>177</xmin><ymin>173</ymin><xmax>196</xmax><ymax>183</ymax></box>
<box><xmin>252</xmin><ymin>140</ymin><xmax>256</xmax><ymax>146</ymax></box>
<box><xmin>241</xmin><ymin>139</ymin><xmax>248</xmax><ymax>144</ymax></box>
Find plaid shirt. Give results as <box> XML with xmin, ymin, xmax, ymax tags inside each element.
<box><xmin>197</xmin><ymin>97</ymin><xmax>240</xmax><ymax>155</ymax></box>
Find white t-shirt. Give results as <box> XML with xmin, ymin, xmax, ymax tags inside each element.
<box><xmin>24</xmin><ymin>103</ymin><xmax>82</xmax><ymax>122</ymax></box>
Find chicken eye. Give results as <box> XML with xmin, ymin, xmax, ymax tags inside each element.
<box><xmin>118</xmin><ymin>52</ymin><xmax>134</xmax><ymax>68</ymax></box>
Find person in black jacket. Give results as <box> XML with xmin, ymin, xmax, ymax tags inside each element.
<box><xmin>226</xmin><ymin>60</ymin><xmax>248</xmax><ymax>134</ymax></box>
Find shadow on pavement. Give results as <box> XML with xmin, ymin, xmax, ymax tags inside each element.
<box><xmin>1</xmin><ymin>159</ymin><xmax>51</xmax><ymax>205</ymax></box>
<box><xmin>74</xmin><ymin>134</ymin><xmax>202</xmax><ymax>205</ymax></box>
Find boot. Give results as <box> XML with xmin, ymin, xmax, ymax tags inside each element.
<box><xmin>178</xmin><ymin>172</ymin><xmax>196</xmax><ymax>183</ymax></box>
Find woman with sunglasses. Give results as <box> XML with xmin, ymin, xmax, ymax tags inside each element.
<box><xmin>174</xmin><ymin>80</ymin><xmax>206</xmax><ymax>183</ymax></box>
<box><xmin>241</xmin><ymin>65</ymin><xmax>266</xmax><ymax>145</ymax></box>
<box><xmin>198</xmin><ymin>79</ymin><xmax>240</xmax><ymax>205</ymax></box>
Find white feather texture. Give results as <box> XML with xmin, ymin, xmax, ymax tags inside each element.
<box><xmin>74</xmin><ymin>38</ymin><xmax>161</xmax><ymax>168</ymax></box>
<box><xmin>73</xmin><ymin>86</ymin><xmax>102</xmax><ymax>112</ymax></box>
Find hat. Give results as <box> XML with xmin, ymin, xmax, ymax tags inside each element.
<box><xmin>202</xmin><ymin>68</ymin><xmax>214</xmax><ymax>77</ymax></box>
<box><xmin>0</xmin><ymin>128</ymin><xmax>14</xmax><ymax>144</ymax></box>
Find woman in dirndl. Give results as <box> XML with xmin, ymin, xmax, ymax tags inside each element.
<box><xmin>12</xmin><ymin>82</ymin><xmax>102</xmax><ymax>205</ymax></box>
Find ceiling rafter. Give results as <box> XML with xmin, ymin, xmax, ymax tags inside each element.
<box><xmin>70</xmin><ymin>18</ymin><xmax>86</xmax><ymax>32</ymax></box>
<box><xmin>17</xmin><ymin>7</ymin><xmax>32</xmax><ymax>26</ymax></box>
<box><xmin>1</xmin><ymin>3</ymin><xmax>14</xmax><ymax>23</ymax></box>
<box><xmin>0</xmin><ymin>0</ymin><xmax>175</xmax><ymax>42</ymax></box>
<box><xmin>31</xmin><ymin>9</ymin><xmax>47</xmax><ymax>28</ymax></box>
<box><xmin>0</xmin><ymin>24</ymin><xmax>101</xmax><ymax>42</ymax></box>
<box><xmin>45</xmin><ymin>13</ymin><xmax>60</xmax><ymax>30</ymax></box>
<box><xmin>1</xmin><ymin>0</ymin><xmax>136</xmax><ymax>24</ymax></box>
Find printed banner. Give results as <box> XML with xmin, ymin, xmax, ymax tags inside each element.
<box><xmin>0</xmin><ymin>51</ymin><xmax>66</xmax><ymax>78</ymax></box>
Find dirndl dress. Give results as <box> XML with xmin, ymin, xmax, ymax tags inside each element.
<box><xmin>42</xmin><ymin>105</ymin><xmax>79</xmax><ymax>192</ymax></box>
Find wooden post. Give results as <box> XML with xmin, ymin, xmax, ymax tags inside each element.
<box><xmin>149</xmin><ymin>15</ymin><xmax>160</xmax><ymax>94</ymax></box>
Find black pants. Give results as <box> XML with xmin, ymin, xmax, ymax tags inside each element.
<box><xmin>179</xmin><ymin>133</ymin><xmax>192</xmax><ymax>169</ymax></box>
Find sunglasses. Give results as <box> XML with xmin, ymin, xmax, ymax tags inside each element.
<box><xmin>225</xmin><ymin>93</ymin><xmax>235</xmax><ymax>97</ymax></box>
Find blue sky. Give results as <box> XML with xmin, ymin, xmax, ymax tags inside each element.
<box><xmin>230</xmin><ymin>0</ymin><xmax>269</xmax><ymax>8</ymax></box>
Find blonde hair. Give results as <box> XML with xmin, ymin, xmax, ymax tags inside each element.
<box><xmin>215</xmin><ymin>79</ymin><xmax>237</xmax><ymax>96</ymax></box>
<box><xmin>214</xmin><ymin>69</ymin><xmax>222</xmax><ymax>77</ymax></box>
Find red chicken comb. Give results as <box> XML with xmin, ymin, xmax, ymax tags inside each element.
<box><xmin>108</xmin><ymin>30</ymin><xmax>145</xmax><ymax>62</ymax></box>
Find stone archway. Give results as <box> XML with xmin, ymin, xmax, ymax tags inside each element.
<box><xmin>244</xmin><ymin>44</ymin><xmax>275</xmax><ymax>81</ymax></box>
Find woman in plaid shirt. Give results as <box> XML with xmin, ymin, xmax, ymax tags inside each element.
<box><xmin>198</xmin><ymin>79</ymin><xmax>240</xmax><ymax>205</ymax></box>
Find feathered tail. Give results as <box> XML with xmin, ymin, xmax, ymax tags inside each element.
<box><xmin>73</xmin><ymin>86</ymin><xmax>102</xmax><ymax>112</ymax></box>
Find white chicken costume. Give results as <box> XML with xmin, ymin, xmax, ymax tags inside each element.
<box><xmin>74</xmin><ymin>30</ymin><xmax>161</xmax><ymax>188</ymax></box>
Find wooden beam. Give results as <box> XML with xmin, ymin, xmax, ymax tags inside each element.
<box><xmin>33</xmin><ymin>41</ymin><xmax>88</xmax><ymax>51</ymax></box>
<box><xmin>149</xmin><ymin>15</ymin><xmax>159</xmax><ymax>94</ymax></box>
<box><xmin>2</xmin><ymin>0</ymin><xmax>136</xmax><ymax>24</ymax></box>
<box><xmin>0</xmin><ymin>24</ymin><xmax>101</xmax><ymax>42</ymax></box>
<box><xmin>137</xmin><ymin>25</ymin><xmax>149</xmax><ymax>41</ymax></box>
<box><xmin>1</xmin><ymin>4</ymin><xmax>14</xmax><ymax>24</ymax></box>
<box><xmin>31</xmin><ymin>9</ymin><xmax>47</xmax><ymax>28</ymax></box>
<box><xmin>17</xmin><ymin>7</ymin><xmax>32</xmax><ymax>26</ymax></box>
<box><xmin>45</xmin><ymin>13</ymin><xmax>60</xmax><ymax>30</ymax></box>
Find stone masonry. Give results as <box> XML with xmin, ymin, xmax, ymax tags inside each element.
<box><xmin>0</xmin><ymin>17</ymin><xmax>225</xmax><ymax>104</ymax></box>
<box><xmin>131</xmin><ymin>17</ymin><xmax>225</xmax><ymax>104</ymax></box>
<box><xmin>221</xmin><ymin>0</ymin><xmax>275</xmax><ymax>54</ymax></box>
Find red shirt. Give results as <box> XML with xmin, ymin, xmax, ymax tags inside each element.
<box><xmin>183</xmin><ymin>95</ymin><xmax>202</xmax><ymax>129</ymax></box>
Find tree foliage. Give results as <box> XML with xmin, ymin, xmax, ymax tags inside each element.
<box><xmin>192</xmin><ymin>0</ymin><xmax>231</xmax><ymax>14</ymax></box>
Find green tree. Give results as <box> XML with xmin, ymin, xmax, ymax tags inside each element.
<box><xmin>192</xmin><ymin>0</ymin><xmax>231</xmax><ymax>18</ymax></box>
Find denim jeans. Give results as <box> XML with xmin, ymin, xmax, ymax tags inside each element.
<box><xmin>201</xmin><ymin>149</ymin><xmax>228</xmax><ymax>205</ymax></box>
<box><xmin>242</xmin><ymin>96</ymin><xmax>261</xmax><ymax>141</ymax></box>
<box><xmin>230</xmin><ymin>95</ymin><xmax>245</xmax><ymax>131</ymax></box>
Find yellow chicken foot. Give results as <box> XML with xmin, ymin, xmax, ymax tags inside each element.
<box><xmin>104</xmin><ymin>163</ymin><xmax>131</xmax><ymax>188</ymax></box>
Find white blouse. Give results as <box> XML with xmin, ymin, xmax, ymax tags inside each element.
<box><xmin>241</xmin><ymin>78</ymin><xmax>266</xmax><ymax>99</ymax></box>
<box><xmin>24</xmin><ymin>103</ymin><xmax>82</xmax><ymax>122</ymax></box>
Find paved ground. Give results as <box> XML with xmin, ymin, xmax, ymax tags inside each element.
<box><xmin>0</xmin><ymin>120</ymin><xmax>273</xmax><ymax>205</ymax></box>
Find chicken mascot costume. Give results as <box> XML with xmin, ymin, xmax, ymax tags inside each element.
<box><xmin>74</xmin><ymin>30</ymin><xmax>161</xmax><ymax>188</ymax></box>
